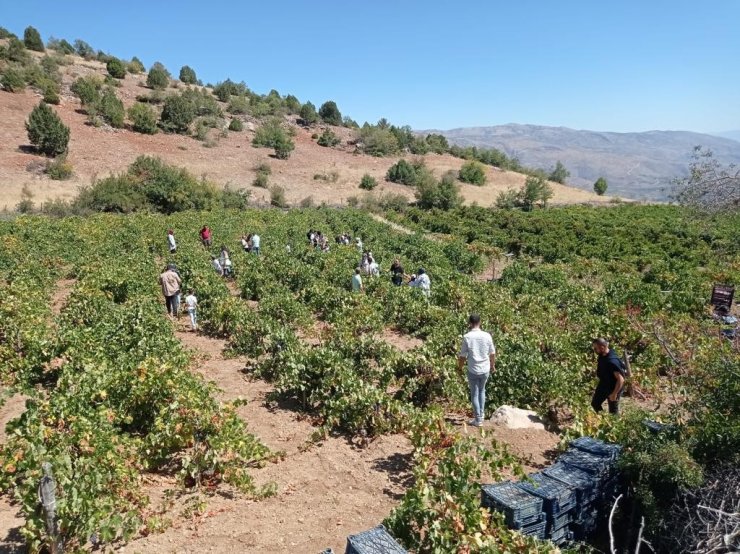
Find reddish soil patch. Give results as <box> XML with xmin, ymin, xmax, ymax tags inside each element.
<box><xmin>485</xmin><ymin>425</ymin><xmax>561</xmax><ymax>471</ymax></box>
<box><xmin>0</xmin><ymin>497</ymin><xmax>25</xmax><ymax>554</ymax></box>
<box><xmin>51</xmin><ymin>278</ymin><xmax>76</xmax><ymax>316</ymax></box>
<box><xmin>378</xmin><ymin>328</ymin><xmax>423</xmax><ymax>352</ymax></box>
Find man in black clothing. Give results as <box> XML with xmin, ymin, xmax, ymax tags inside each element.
<box><xmin>591</xmin><ymin>338</ymin><xmax>625</xmax><ymax>414</ymax></box>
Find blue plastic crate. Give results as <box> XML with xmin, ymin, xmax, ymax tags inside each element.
<box><xmin>550</xmin><ymin>526</ymin><xmax>573</xmax><ymax>545</ymax></box>
<box><xmin>511</xmin><ymin>512</ymin><xmax>545</xmax><ymax>530</ymax></box>
<box><xmin>558</xmin><ymin>448</ymin><xmax>611</xmax><ymax>475</ymax></box>
<box><xmin>570</xmin><ymin>436</ymin><xmax>622</xmax><ymax>460</ymax></box>
<box><xmin>519</xmin><ymin>518</ymin><xmax>547</xmax><ymax>539</ymax></box>
<box><xmin>550</xmin><ymin>508</ymin><xmax>575</xmax><ymax>532</ymax></box>
<box><xmin>481</xmin><ymin>482</ymin><xmax>544</xmax><ymax>527</ymax></box>
<box><xmin>345</xmin><ymin>525</ymin><xmax>407</xmax><ymax>554</ymax></box>
<box><xmin>543</xmin><ymin>462</ymin><xmax>599</xmax><ymax>505</ymax></box>
<box><xmin>515</xmin><ymin>473</ymin><xmax>577</xmax><ymax>516</ymax></box>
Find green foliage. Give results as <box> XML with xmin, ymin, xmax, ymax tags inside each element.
<box><xmin>253</xmin><ymin>163</ymin><xmax>271</xmax><ymax>188</ymax></box>
<box><xmin>128</xmin><ymin>56</ymin><xmax>145</xmax><ymax>74</ymax></box>
<box><xmin>71</xmin><ymin>75</ymin><xmax>102</xmax><ymax>106</ymax></box>
<box><xmin>299</xmin><ymin>101</ymin><xmax>318</xmax><ymax>126</ymax></box>
<box><xmin>228</xmin><ymin>118</ymin><xmax>243</xmax><ymax>131</ymax></box>
<box><xmin>23</xmin><ymin>26</ymin><xmax>45</xmax><ymax>52</ymax></box>
<box><xmin>318</xmin><ymin>100</ymin><xmax>342</xmax><ymax>125</ymax></box>
<box><xmin>160</xmin><ymin>93</ymin><xmax>197</xmax><ymax>133</ymax></box>
<box><xmin>0</xmin><ymin>27</ymin><xmax>17</xmax><ymax>39</ymax></box>
<box><xmin>212</xmin><ymin>79</ymin><xmax>247</xmax><ymax>102</ymax></box>
<box><xmin>106</xmin><ymin>57</ymin><xmax>127</xmax><ymax>79</ymax></box>
<box><xmin>73</xmin><ymin>39</ymin><xmax>95</xmax><ymax>59</ymax></box>
<box><xmin>416</xmin><ymin>171</ymin><xmax>462</xmax><ymax>210</ymax></box>
<box><xmin>2</xmin><ymin>37</ymin><xmax>32</xmax><ymax>64</ymax></box>
<box><xmin>146</xmin><ymin>62</ymin><xmax>170</xmax><ymax>89</ymax></box>
<box><xmin>520</xmin><ymin>175</ymin><xmax>553</xmax><ymax>210</ymax></box>
<box><xmin>252</xmin><ymin>119</ymin><xmax>295</xmax><ymax>159</ymax></box>
<box><xmin>593</xmin><ymin>176</ymin><xmax>608</xmax><ymax>195</ymax></box>
<box><xmin>425</xmin><ymin>133</ymin><xmax>449</xmax><ymax>154</ymax></box>
<box><xmin>47</xmin><ymin>37</ymin><xmax>75</xmax><ymax>55</ymax></box>
<box><xmin>359</xmin><ymin>174</ymin><xmax>378</xmax><ymax>190</ymax></box>
<box><xmin>386</xmin><ymin>159</ymin><xmax>421</xmax><ymax>185</ymax></box>
<box><xmin>179</xmin><ymin>65</ymin><xmax>197</xmax><ymax>84</ymax></box>
<box><xmin>45</xmin><ymin>156</ymin><xmax>73</xmax><ymax>180</ymax></box>
<box><xmin>458</xmin><ymin>160</ymin><xmax>487</xmax><ymax>185</ymax></box>
<box><xmin>284</xmin><ymin>94</ymin><xmax>301</xmax><ymax>113</ymax></box>
<box><xmin>25</xmin><ymin>102</ymin><xmax>70</xmax><ymax>157</ymax></box>
<box><xmin>98</xmin><ymin>87</ymin><xmax>125</xmax><ymax>128</ymax></box>
<box><xmin>548</xmin><ymin>160</ymin><xmax>570</xmax><ymax>184</ymax></box>
<box><xmin>359</xmin><ymin>126</ymin><xmax>400</xmax><ymax>156</ymax></box>
<box><xmin>317</xmin><ymin>128</ymin><xmax>341</xmax><ymax>147</ymax></box>
<box><xmin>128</xmin><ymin>102</ymin><xmax>158</xmax><ymax>134</ymax></box>
<box><xmin>270</xmin><ymin>185</ymin><xmax>287</xmax><ymax>207</ymax></box>
<box><xmin>1</xmin><ymin>67</ymin><xmax>26</xmax><ymax>92</ymax></box>
<box><xmin>227</xmin><ymin>94</ymin><xmax>249</xmax><ymax>114</ymax></box>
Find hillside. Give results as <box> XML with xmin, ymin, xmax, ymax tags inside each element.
<box><xmin>424</xmin><ymin>124</ymin><xmax>740</xmax><ymax>200</ymax></box>
<box><xmin>0</xmin><ymin>50</ymin><xmax>610</xmax><ymax>211</ymax></box>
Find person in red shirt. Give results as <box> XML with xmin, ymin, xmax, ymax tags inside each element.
<box><xmin>200</xmin><ymin>226</ymin><xmax>212</xmax><ymax>247</ymax></box>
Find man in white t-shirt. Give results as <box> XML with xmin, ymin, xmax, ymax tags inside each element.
<box><xmin>251</xmin><ymin>233</ymin><xmax>261</xmax><ymax>254</ymax></box>
<box><xmin>457</xmin><ymin>313</ymin><xmax>496</xmax><ymax>426</ymax></box>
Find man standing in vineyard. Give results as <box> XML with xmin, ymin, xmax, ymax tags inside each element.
<box><xmin>591</xmin><ymin>338</ymin><xmax>626</xmax><ymax>414</ymax></box>
<box><xmin>457</xmin><ymin>314</ymin><xmax>496</xmax><ymax>426</ymax></box>
<box><xmin>159</xmin><ymin>264</ymin><xmax>181</xmax><ymax>318</ymax></box>
<box><xmin>351</xmin><ymin>267</ymin><xmax>364</xmax><ymax>292</ymax></box>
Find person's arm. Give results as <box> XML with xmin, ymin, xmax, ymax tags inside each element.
<box><xmin>458</xmin><ymin>338</ymin><xmax>468</xmax><ymax>370</ymax></box>
<box><xmin>609</xmin><ymin>372</ymin><xmax>625</xmax><ymax>401</ymax></box>
<box><xmin>489</xmin><ymin>339</ymin><xmax>496</xmax><ymax>372</ymax></box>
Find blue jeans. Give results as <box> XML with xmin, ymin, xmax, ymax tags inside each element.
<box><xmin>468</xmin><ymin>371</ymin><xmax>489</xmax><ymax>421</ymax></box>
<box><xmin>188</xmin><ymin>308</ymin><xmax>197</xmax><ymax>330</ymax></box>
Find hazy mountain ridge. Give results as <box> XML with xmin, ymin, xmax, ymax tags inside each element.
<box><xmin>422</xmin><ymin>124</ymin><xmax>740</xmax><ymax>200</ymax></box>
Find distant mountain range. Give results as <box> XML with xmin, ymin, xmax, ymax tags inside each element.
<box><xmin>713</xmin><ymin>130</ymin><xmax>740</xmax><ymax>143</ymax></box>
<box><xmin>422</xmin><ymin>124</ymin><xmax>740</xmax><ymax>200</ymax></box>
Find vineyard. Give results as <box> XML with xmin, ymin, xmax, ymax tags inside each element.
<box><xmin>0</xmin><ymin>205</ymin><xmax>738</xmax><ymax>553</ymax></box>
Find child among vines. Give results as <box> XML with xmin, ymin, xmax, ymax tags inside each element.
<box><xmin>185</xmin><ymin>289</ymin><xmax>198</xmax><ymax>331</ymax></box>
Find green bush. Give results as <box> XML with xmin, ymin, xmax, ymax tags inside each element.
<box><xmin>255</xmin><ymin>163</ymin><xmax>272</xmax><ymax>175</ymax></box>
<box><xmin>270</xmin><ymin>185</ymin><xmax>288</xmax><ymax>207</ymax></box>
<box><xmin>253</xmin><ymin>172</ymin><xmax>269</xmax><ymax>188</ymax></box>
<box><xmin>160</xmin><ymin>93</ymin><xmax>196</xmax><ymax>133</ymax></box>
<box><xmin>494</xmin><ymin>188</ymin><xmax>519</xmax><ymax>209</ymax></box>
<box><xmin>594</xmin><ymin>177</ymin><xmax>608</xmax><ymax>195</ymax></box>
<box><xmin>520</xmin><ymin>175</ymin><xmax>553</xmax><ymax>210</ymax></box>
<box><xmin>458</xmin><ymin>160</ymin><xmax>486</xmax><ymax>185</ymax></box>
<box><xmin>228</xmin><ymin>118</ymin><xmax>243</xmax><ymax>131</ymax></box>
<box><xmin>45</xmin><ymin>156</ymin><xmax>73</xmax><ymax>180</ymax></box>
<box><xmin>212</xmin><ymin>79</ymin><xmax>246</xmax><ymax>102</ymax></box>
<box><xmin>23</xmin><ymin>26</ymin><xmax>45</xmax><ymax>52</ymax></box>
<box><xmin>135</xmin><ymin>90</ymin><xmax>165</xmax><ymax>104</ymax></box>
<box><xmin>128</xmin><ymin>56</ymin><xmax>145</xmax><ymax>74</ymax></box>
<box><xmin>26</xmin><ymin>102</ymin><xmax>70</xmax><ymax>157</ymax></box>
<box><xmin>285</xmin><ymin>94</ymin><xmax>301</xmax><ymax>114</ymax></box>
<box><xmin>359</xmin><ymin>126</ymin><xmax>400</xmax><ymax>156</ymax></box>
<box><xmin>386</xmin><ymin>159</ymin><xmax>418</xmax><ymax>186</ymax></box>
<box><xmin>73</xmin><ymin>39</ymin><xmax>95</xmax><ymax>59</ymax></box>
<box><xmin>548</xmin><ymin>160</ymin><xmax>570</xmax><ymax>184</ymax></box>
<box><xmin>41</xmin><ymin>81</ymin><xmax>60</xmax><ymax>104</ymax></box>
<box><xmin>179</xmin><ymin>65</ymin><xmax>197</xmax><ymax>84</ymax></box>
<box><xmin>0</xmin><ymin>27</ymin><xmax>16</xmax><ymax>40</ymax></box>
<box><xmin>1</xmin><ymin>67</ymin><xmax>26</xmax><ymax>92</ymax></box>
<box><xmin>147</xmin><ymin>62</ymin><xmax>170</xmax><ymax>89</ymax></box>
<box><xmin>71</xmin><ymin>75</ymin><xmax>102</xmax><ymax>106</ymax></box>
<box><xmin>318</xmin><ymin>100</ymin><xmax>342</xmax><ymax>125</ymax></box>
<box><xmin>252</xmin><ymin>119</ymin><xmax>295</xmax><ymax>159</ymax></box>
<box><xmin>3</xmin><ymin>38</ymin><xmax>31</xmax><ymax>64</ymax></box>
<box><xmin>317</xmin><ymin>128</ymin><xmax>341</xmax><ymax>147</ymax></box>
<box><xmin>106</xmin><ymin>57</ymin><xmax>127</xmax><ymax>79</ymax></box>
<box><xmin>48</xmin><ymin>38</ymin><xmax>75</xmax><ymax>55</ymax></box>
<box><xmin>299</xmin><ymin>101</ymin><xmax>318</xmax><ymax>126</ymax></box>
<box><xmin>99</xmin><ymin>88</ymin><xmax>125</xmax><ymax>128</ymax></box>
<box><xmin>228</xmin><ymin>95</ymin><xmax>250</xmax><ymax>114</ymax></box>
<box><xmin>359</xmin><ymin>174</ymin><xmax>378</xmax><ymax>190</ymax></box>
<box><xmin>128</xmin><ymin>103</ymin><xmax>158</xmax><ymax>134</ymax></box>
<box><xmin>416</xmin><ymin>172</ymin><xmax>462</xmax><ymax>210</ymax></box>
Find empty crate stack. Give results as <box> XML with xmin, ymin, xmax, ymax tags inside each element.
<box><xmin>481</xmin><ymin>436</ymin><xmax>622</xmax><ymax>546</ymax></box>
<box><xmin>344</xmin><ymin>524</ymin><xmax>407</xmax><ymax>554</ymax></box>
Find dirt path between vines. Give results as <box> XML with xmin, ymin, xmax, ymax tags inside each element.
<box><xmin>123</xmin><ymin>317</ymin><xmax>413</xmax><ymax>554</ymax></box>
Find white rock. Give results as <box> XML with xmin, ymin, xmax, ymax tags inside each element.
<box><xmin>489</xmin><ymin>405</ymin><xmax>546</xmax><ymax>430</ymax></box>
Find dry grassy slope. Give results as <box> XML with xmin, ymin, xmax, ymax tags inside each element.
<box><xmin>0</xmin><ymin>50</ymin><xmax>612</xmax><ymax>210</ymax></box>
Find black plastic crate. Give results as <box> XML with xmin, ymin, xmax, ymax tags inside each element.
<box><xmin>543</xmin><ymin>462</ymin><xmax>599</xmax><ymax>504</ymax></box>
<box><xmin>345</xmin><ymin>525</ymin><xmax>407</xmax><ymax>554</ymax></box>
<box><xmin>551</xmin><ymin>526</ymin><xmax>573</xmax><ymax>545</ymax></box>
<box><xmin>511</xmin><ymin>512</ymin><xmax>545</xmax><ymax>530</ymax></box>
<box><xmin>519</xmin><ymin>518</ymin><xmax>547</xmax><ymax>539</ymax></box>
<box><xmin>570</xmin><ymin>436</ymin><xmax>622</xmax><ymax>460</ymax></box>
<box><xmin>559</xmin><ymin>448</ymin><xmax>611</xmax><ymax>475</ymax></box>
<box><xmin>550</xmin><ymin>508</ymin><xmax>575</xmax><ymax>532</ymax></box>
<box><xmin>515</xmin><ymin>473</ymin><xmax>578</xmax><ymax>517</ymax></box>
<box><xmin>481</xmin><ymin>482</ymin><xmax>544</xmax><ymax>527</ymax></box>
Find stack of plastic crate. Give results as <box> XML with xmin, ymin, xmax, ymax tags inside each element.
<box><xmin>344</xmin><ymin>525</ymin><xmax>407</xmax><ymax>554</ymax></box>
<box><xmin>516</xmin><ymin>473</ymin><xmax>578</xmax><ymax>545</ymax></box>
<box><xmin>480</xmin><ymin>481</ymin><xmax>546</xmax><ymax>538</ymax></box>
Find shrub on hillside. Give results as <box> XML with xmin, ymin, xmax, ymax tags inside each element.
<box><xmin>1</xmin><ymin>67</ymin><xmax>26</xmax><ymax>92</ymax></box>
<box><xmin>548</xmin><ymin>160</ymin><xmax>570</xmax><ymax>184</ymax></box>
<box><xmin>160</xmin><ymin>93</ymin><xmax>196</xmax><ymax>133</ymax></box>
<box><xmin>99</xmin><ymin>88</ymin><xmax>125</xmax><ymax>128</ymax></box>
<box><xmin>360</xmin><ymin>126</ymin><xmax>400</xmax><ymax>156</ymax></box>
<box><xmin>23</xmin><ymin>26</ymin><xmax>45</xmax><ymax>52</ymax></box>
<box><xmin>594</xmin><ymin>177</ymin><xmax>608</xmax><ymax>195</ymax></box>
<box><xmin>416</xmin><ymin>171</ymin><xmax>462</xmax><ymax>210</ymax></box>
<box><xmin>425</xmin><ymin>133</ymin><xmax>449</xmax><ymax>154</ymax></box>
<box><xmin>26</xmin><ymin>102</ymin><xmax>70</xmax><ymax>157</ymax></box>
<box><xmin>496</xmin><ymin>176</ymin><xmax>553</xmax><ymax>211</ymax></box>
<box><xmin>318</xmin><ymin>100</ymin><xmax>342</xmax><ymax>125</ymax></box>
<box><xmin>458</xmin><ymin>160</ymin><xmax>486</xmax><ymax>185</ymax></box>
<box><xmin>299</xmin><ymin>101</ymin><xmax>319</xmax><ymax>126</ymax></box>
<box><xmin>128</xmin><ymin>56</ymin><xmax>145</xmax><ymax>74</ymax></box>
<box><xmin>270</xmin><ymin>185</ymin><xmax>287</xmax><ymax>208</ymax></box>
<box><xmin>252</xmin><ymin>119</ymin><xmax>295</xmax><ymax>160</ymax></box>
<box><xmin>41</xmin><ymin>81</ymin><xmax>60</xmax><ymax>104</ymax></box>
<box><xmin>212</xmin><ymin>79</ymin><xmax>246</xmax><ymax>102</ymax></box>
<box><xmin>285</xmin><ymin>94</ymin><xmax>301</xmax><ymax>114</ymax></box>
<box><xmin>128</xmin><ymin>103</ymin><xmax>158</xmax><ymax>134</ymax></box>
<box><xmin>317</xmin><ymin>128</ymin><xmax>341</xmax><ymax>147</ymax></box>
<box><xmin>228</xmin><ymin>118</ymin><xmax>243</xmax><ymax>132</ymax></box>
<box><xmin>253</xmin><ymin>172</ymin><xmax>269</xmax><ymax>188</ymax></box>
<box><xmin>359</xmin><ymin>174</ymin><xmax>378</xmax><ymax>190</ymax></box>
<box><xmin>71</xmin><ymin>75</ymin><xmax>103</xmax><ymax>106</ymax></box>
<box><xmin>179</xmin><ymin>65</ymin><xmax>197</xmax><ymax>84</ymax></box>
<box><xmin>2</xmin><ymin>38</ymin><xmax>32</xmax><ymax>65</ymax></box>
<box><xmin>0</xmin><ymin>27</ymin><xmax>16</xmax><ymax>39</ymax></box>
<box><xmin>147</xmin><ymin>63</ymin><xmax>170</xmax><ymax>89</ymax></box>
<box><xmin>106</xmin><ymin>57</ymin><xmax>127</xmax><ymax>79</ymax></box>
<box><xmin>386</xmin><ymin>159</ymin><xmax>419</xmax><ymax>186</ymax></box>
<box><xmin>228</xmin><ymin>95</ymin><xmax>250</xmax><ymax>115</ymax></box>
<box><xmin>48</xmin><ymin>38</ymin><xmax>75</xmax><ymax>55</ymax></box>
<box><xmin>45</xmin><ymin>156</ymin><xmax>73</xmax><ymax>180</ymax></box>
<box><xmin>73</xmin><ymin>39</ymin><xmax>95</xmax><ymax>59</ymax></box>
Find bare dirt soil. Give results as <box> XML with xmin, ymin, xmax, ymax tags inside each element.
<box><xmin>0</xmin><ymin>52</ymin><xmax>614</xmax><ymax>211</ymax></box>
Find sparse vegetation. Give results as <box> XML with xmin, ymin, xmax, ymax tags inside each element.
<box><xmin>73</xmin><ymin>39</ymin><xmax>95</xmax><ymax>59</ymax></box>
<box><xmin>25</xmin><ymin>101</ymin><xmax>70</xmax><ymax>156</ymax></box>
<box><xmin>45</xmin><ymin>156</ymin><xmax>73</xmax><ymax>180</ymax></box>
<box><xmin>495</xmin><ymin>175</ymin><xmax>553</xmax><ymax>211</ymax></box>
<box><xmin>179</xmin><ymin>65</ymin><xmax>197</xmax><ymax>84</ymax></box>
<box><xmin>548</xmin><ymin>160</ymin><xmax>570</xmax><ymax>184</ymax></box>
<box><xmin>359</xmin><ymin>174</ymin><xmax>378</xmax><ymax>190</ymax></box>
<box><xmin>594</xmin><ymin>176</ymin><xmax>608</xmax><ymax>195</ymax></box>
<box><xmin>299</xmin><ymin>101</ymin><xmax>319</xmax><ymax>126</ymax></box>
<box><xmin>458</xmin><ymin>160</ymin><xmax>486</xmax><ymax>185</ymax></box>
<box><xmin>313</xmin><ymin>171</ymin><xmax>339</xmax><ymax>183</ymax></box>
<box><xmin>1</xmin><ymin>67</ymin><xmax>26</xmax><ymax>92</ymax></box>
<box><xmin>47</xmin><ymin>37</ymin><xmax>75</xmax><ymax>55</ymax></box>
<box><xmin>252</xmin><ymin>118</ymin><xmax>295</xmax><ymax>159</ymax></box>
<box><xmin>23</xmin><ymin>26</ymin><xmax>45</xmax><ymax>52</ymax></box>
<box><xmin>228</xmin><ymin>118</ymin><xmax>243</xmax><ymax>131</ymax></box>
<box><xmin>317</xmin><ymin>128</ymin><xmax>341</xmax><ymax>147</ymax></box>
<box><xmin>128</xmin><ymin>56</ymin><xmax>145</xmax><ymax>74</ymax></box>
<box><xmin>146</xmin><ymin>62</ymin><xmax>170</xmax><ymax>89</ymax></box>
<box><xmin>106</xmin><ymin>57</ymin><xmax>127</xmax><ymax>79</ymax></box>
<box><xmin>270</xmin><ymin>184</ymin><xmax>287</xmax><ymax>207</ymax></box>
<box><xmin>673</xmin><ymin>146</ymin><xmax>740</xmax><ymax>213</ymax></box>
<box><xmin>128</xmin><ymin>102</ymin><xmax>158</xmax><ymax>134</ymax></box>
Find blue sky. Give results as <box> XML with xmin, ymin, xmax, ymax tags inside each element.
<box><xmin>3</xmin><ymin>0</ymin><xmax>739</xmax><ymax>134</ymax></box>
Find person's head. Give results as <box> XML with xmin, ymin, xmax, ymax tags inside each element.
<box><xmin>394</xmin><ymin>258</ymin><xmax>400</xmax><ymax>264</ymax></box>
<box><xmin>167</xmin><ymin>263</ymin><xmax>175</xmax><ymax>271</ymax></box>
<box><xmin>468</xmin><ymin>313</ymin><xmax>481</xmax><ymax>328</ymax></box>
<box><xmin>168</xmin><ymin>229</ymin><xmax>173</xmax><ymax>235</ymax></box>
<box><xmin>592</xmin><ymin>338</ymin><xmax>609</xmax><ymax>356</ymax></box>
<box><xmin>211</xmin><ymin>255</ymin><xmax>216</xmax><ymax>261</ymax></box>
<box><xmin>355</xmin><ymin>267</ymin><xmax>361</xmax><ymax>275</ymax></box>
<box><xmin>418</xmin><ymin>267</ymin><xmax>426</xmax><ymax>275</ymax></box>
<box><xmin>188</xmin><ymin>289</ymin><xmax>194</xmax><ymax>295</ymax></box>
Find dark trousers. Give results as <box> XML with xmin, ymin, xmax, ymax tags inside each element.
<box><xmin>592</xmin><ymin>386</ymin><xmax>621</xmax><ymax>414</ymax></box>
<box><xmin>165</xmin><ymin>294</ymin><xmax>179</xmax><ymax>316</ymax></box>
